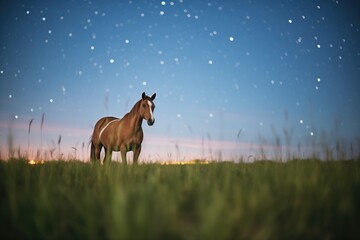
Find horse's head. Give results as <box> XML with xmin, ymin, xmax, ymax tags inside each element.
<box><xmin>140</xmin><ymin>92</ymin><xmax>156</xmax><ymax>126</ymax></box>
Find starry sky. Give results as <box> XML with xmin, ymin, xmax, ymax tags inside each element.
<box><xmin>1</xmin><ymin>0</ymin><xmax>360</xmax><ymax>161</ymax></box>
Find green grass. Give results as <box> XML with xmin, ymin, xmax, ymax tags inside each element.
<box><xmin>1</xmin><ymin>160</ymin><xmax>359</xmax><ymax>239</ymax></box>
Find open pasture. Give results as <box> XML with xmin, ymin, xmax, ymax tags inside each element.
<box><xmin>1</xmin><ymin>160</ymin><xmax>359</xmax><ymax>239</ymax></box>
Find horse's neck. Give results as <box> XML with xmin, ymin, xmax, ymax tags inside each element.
<box><xmin>126</xmin><ymin>101</ymin><xmax>143</xmax><ymax>131</ymax></box>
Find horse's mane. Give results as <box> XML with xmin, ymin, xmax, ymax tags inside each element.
<box><xmin>129</xmin><ymin>96</ymin><xmax>153</xmax><ymax>114</ymax></box>
<box><xmin>129</xmin><ymin>100</ymin><xmax>141</xmax><ymax>116</ymax></box>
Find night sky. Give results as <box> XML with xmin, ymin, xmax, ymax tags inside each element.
<box><xmin>1</xmin><ymin>0</ymin><xmax>360</xmax><ymax>161</ymax></box>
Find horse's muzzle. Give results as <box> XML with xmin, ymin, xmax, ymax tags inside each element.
<box><xmin>147</xmin><ymin>118</ymin><xmax>155</xmax><ymax>126</ymax></box>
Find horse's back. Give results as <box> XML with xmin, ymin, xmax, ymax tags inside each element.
<box><xmin>95</xmin><ymin>116</ymin><xmax>118</xmax><ymax>128</ymax></box>
<box><xmin>92</xmin><ymin>116</ymin><xmax>119</xmax><ymax>142</ymax></box>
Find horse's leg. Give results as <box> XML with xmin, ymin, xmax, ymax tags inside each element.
<box><xmin>95</xmin><ymin>144</ymin><xmax>102</xmax><ymax>163</ymax></box>
<box><xmin>120</xmin><ymin>147</ymin><xmax>127</xmax><ymax>165</ymax></box>
<box><xmin>133</xmin><ymin>145</ymin><xmax>141</xmax><ymax>164</ymax></box>
<box><xmin>104</xmin><ymin>147</ymin><xmax>112</xmax><ymax>163</ymax></box>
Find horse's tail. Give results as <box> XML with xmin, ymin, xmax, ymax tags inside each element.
<box><xmin>89</xmin><ymin>136</ymin><xmax>96</xmax><ymax>162</ymax></box>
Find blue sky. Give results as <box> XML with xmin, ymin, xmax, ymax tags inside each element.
<box><xmin>1</xmin><ymin>0</ymin><xmax>360</xmax><ymax>161</ymax></box>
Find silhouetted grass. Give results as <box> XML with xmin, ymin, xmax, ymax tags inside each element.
<box><xmin>0</xmin><ymin>160</ymin><xmax>359</xmax><ymax>239</ymax></box>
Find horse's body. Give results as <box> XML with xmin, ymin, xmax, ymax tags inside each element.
<box><xmin>90</xmin><ymin>92</ymin><xmax>156</xmax><ymax>164</ymax></box>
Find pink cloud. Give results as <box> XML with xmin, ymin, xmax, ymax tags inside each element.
<box><xmin>0</xmin><ymin>119</ymin><xmax>91</xmax><ymax>137</ymax></box>
<box><xmin>144</xmin><ymin>135</ymin><xmax>253</xmax><ymax>151</ymax></box>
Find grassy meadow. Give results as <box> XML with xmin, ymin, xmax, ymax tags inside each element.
<box><xmin>0</xmin><ymin>159</ymin><xmax>359</xmax><ymax>239</ymax></box>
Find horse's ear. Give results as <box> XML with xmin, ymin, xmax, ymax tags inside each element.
<box><xmin>151</xmin><ymin>93</ymin><xmax>156</xmax><ymax>100</ymax></box>
<box><xmin>142</xmin><ymin>92</ymin><xmax>146</xmax><ymax>99</ymax></box>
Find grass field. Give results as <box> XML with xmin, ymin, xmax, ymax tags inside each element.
<box><xmin>1</xmin><ymin>159</ymin><xmax>359</xmax><ymax>239</ymax></box>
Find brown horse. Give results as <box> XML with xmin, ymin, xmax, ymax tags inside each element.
<box><xmin>90</xmin><ymin>92</ymin><xmax>156</xmax><ymax>164</ymax></box>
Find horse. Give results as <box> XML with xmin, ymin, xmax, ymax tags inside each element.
<box><xmin>90</xmin><ymin>92</ymin><xmax>156</xmax><ymax>164</ymax></box>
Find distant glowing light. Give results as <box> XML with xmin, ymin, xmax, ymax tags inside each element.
<box><xmin>160</xmin><ymin>11</ymin><xmax>165</xmax><ymax>15</ymax></box>
<box><xmin>42</xmin><ymin>17</ymin><xmax>46</xmax><ymax>21</ymax></box>
<box><xmin>29</xmin><ymin>160</ymin><xmax>36</xmax><ymax>165</ymax></box>
<box><xmin>229</xmin><ymin>36</ymin><xmax>234</xmax><ymax>42</ymax></box>
<box><xmin>315</xmin><ymin>86</ymin><xmax>319</xmax><ymax>90</ymax></box>
<box><xmin>125</xmin><ymin>39</ymin><xmax>130</xmax><ymax>44</ymax></box>
<box><xmin>310</xmin><ymin>131</ymin><xmax>314</xmax><ymax>136</ymax></box>
<box><xmin>90</xmin><ymin>45</ymin><xmax>95</xmax><ymax>50</ymax></box>
<box><xmin>208</xmin><ymin>60</ymin><xmax>213</xmax><ymax>65</ymax></box>
<box><xmin>160</xmin><ymin>60</ymin><xmax>165</xmax><ymax>65</ymax></box>
<box><xmin>15</xmin><ymin>115</ymin><xmax>18</xmax><ymax>119</ymax></box>
<box><xmin>209</xmin><ymin>113</ymin><xmax>214</xmax><ymax>118</ymax></box>
<box><xmin>210</xmin><ymin>31</ymin><xmax>218</xmax><ymax>37</ymax></box>
<box><xmin>161</xmin><ymin>160</ymin><xmax>210</xmax><ymax>165</ymax></box>
<box><xmin>28</xmin><ymin>159</ymin><xmax>45</xmax><ymax>165</ymax></box>
<box><xmin>300</xmin><ymin>120</ymin><xmax>304</xmax><ymax>124</ymax></box>
<box><xmin>317</xmin><ymin>44</ymin><xmax>321</xmax><ymax>48</ymax></box>
<box><xmin>110</xmin><ymin>58</ymin><xmax>115</xmax><ymax>63</ymax></box>
<box><xmin>288</xmin><ymin>19</ymin><xmax>292</xmax><ymax>23</ymax></box>
<box><xmin>317</xmin><ymin>78</ymin><xmax>321</xmax><ymax>82</ymax></box>
<box><xmin>9</xmin><ymin>94</ymin><xmax>12</xmax><ymax>98</ymax></box>
<box><xmin>140</xmin><ymin>13</ymin><xmax>145</xmax><ymax>17</ymax></box>
<box><xmin>142</xmin><ymin>81</ymin><xmax>147</xmax><ymax>86</ymax></box>
<box><xmin>26</xmin><ymin>10</ymin><xmax>30</xmax><ymax>14</ymax></box>
<box><xmin>69</xmin><ymin>33</ymin><xmax>73</xmax><ymax>37</ymax></box>
<box><xmin>30</xmin><ymin>108</ymin><xmax>34</xmax><ymax>112</ymax></box>
<box><xmin>49</xmin><ymin>99</ymin><xmax>54</xmax><ymax>103</ymax></box>
<box><xmin>161</xmin><ymin>1</ymin><xmax>166</xmax><ymax>5</ymax></box>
